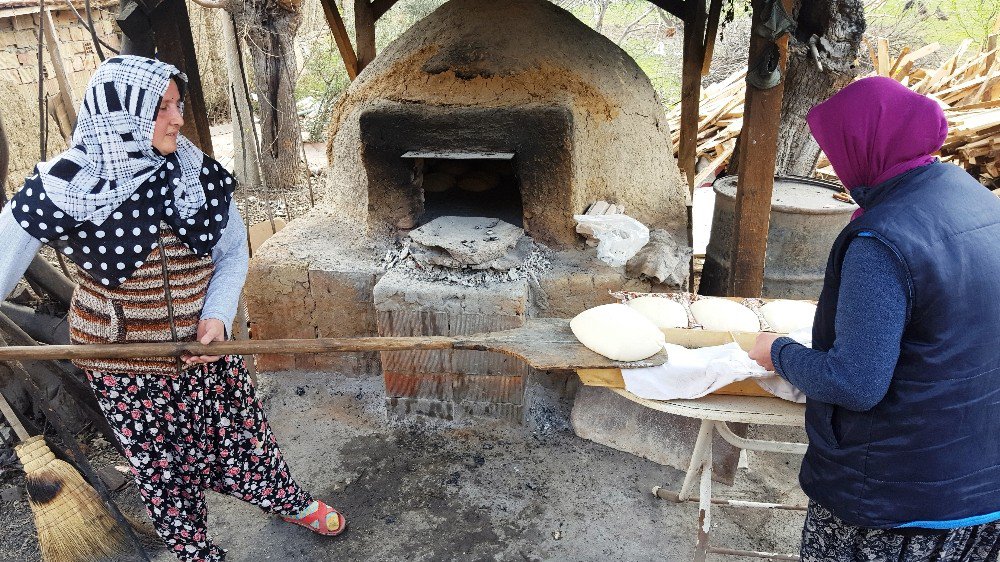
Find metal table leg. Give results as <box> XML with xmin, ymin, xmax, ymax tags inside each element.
<box><xmin>653</xmin><ymin>417</ymin><xmax>807</xmax><ymax>560</ymax></box>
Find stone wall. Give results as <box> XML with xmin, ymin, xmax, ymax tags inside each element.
<box><xmin>0</xmin><ymin>5</ymin><xmax>120</xmax><ymax>197</ymax></box>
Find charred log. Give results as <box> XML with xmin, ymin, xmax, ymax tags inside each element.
<box><xmin>0</xmin><ymin>302</ymin><xmax>70</xmax><ymax>345</ymax></box>
<box><xmin>23</xmin><ymin>255</ymin><xmax>76</xmax><ymax>311</ymax></box>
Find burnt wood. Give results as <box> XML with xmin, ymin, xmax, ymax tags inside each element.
<box><xmin>25</xmin><ymin>255</ymin><xmax>76</xmax><ymax>309</ymax></box>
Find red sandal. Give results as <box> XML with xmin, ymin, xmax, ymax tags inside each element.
<box><xmin>281</xmin><ymin>500</ymin><xmax>347</xmax><ymax>536</ymax></box>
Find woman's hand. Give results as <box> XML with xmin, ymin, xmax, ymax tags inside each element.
<box><xmin>749</xmin><ymin>332</ymin><xmax>781</xmax><ymax>372</ymax></box>
<box><xmin>182</xmin><ymin>319</ymin><xmax>226</xmax><ymax>366</ymax></box>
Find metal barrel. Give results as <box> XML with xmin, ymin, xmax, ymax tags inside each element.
<box><xmin>699</xmin><ymin>175</ymin><xmax>857</xmax><ymax>299</ymax></box>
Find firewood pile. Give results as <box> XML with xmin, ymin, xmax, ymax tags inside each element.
<box><xmin>667</xmin><ymin>23</ymin><xmax>1000</xmax><ymax>190</ymax></box>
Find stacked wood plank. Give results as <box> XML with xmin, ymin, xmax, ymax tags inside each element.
<box><xmin>817</xmin><ymin>31</ymin><xmax>1000</xmax><ymax>187</ymax></box>
<box><xmin>668</xmin><ymin>22</ymin><xmax>1000</xmax><ymax>190</ymax></box>
<box><xmin>667</xmin><ymin>69</ymin><xmax>746</xmax><ymax>188</ymax></box>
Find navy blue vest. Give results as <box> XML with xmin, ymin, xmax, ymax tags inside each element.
<box><xmin>802</xmin><ymin>162</ymin><xmax>1000</xmax><ymax>528</ymax></box>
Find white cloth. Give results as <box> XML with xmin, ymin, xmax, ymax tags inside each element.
<box><xmin>622</xmin><ymin>339</ymin><xmax>807</xmax><ymax>403</ymax></box>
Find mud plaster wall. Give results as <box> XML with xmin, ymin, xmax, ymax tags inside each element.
<box><xmin>324</xmin><ymin>0</ymin><xmax>687</xmax><ymax>247</ymax></box>
<box><xmin>0</xmin><ymin>6</ymin><xmax>120</xmax><ymax>197</ymax></box>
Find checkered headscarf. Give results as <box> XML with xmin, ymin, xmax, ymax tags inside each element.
<box><xmin>8</xmin><ymin>56</ymin><xmax>235</xmax><ymax>288</ymax></box>
<box><xmin>36</xmin><ymin>55</ymin><xmax>208</xmax><ymax>223</ymax></box>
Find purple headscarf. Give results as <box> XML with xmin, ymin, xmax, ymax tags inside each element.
<box><xmin>807</xmin><ymin>76</ymin><xmax>948</xmax><ymax>217</ymax></box>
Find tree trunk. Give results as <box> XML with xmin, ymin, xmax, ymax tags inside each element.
<box><xmin>231</xmin><ymin>2</ymin><xmax>303</xmax><ymax>192</ymax></box>
<box><xmin>774</xmin><ymin>0</ymin><xmax>866</xmax><ymax>176</ymax></box>
<box><xmin>220</xmin><ymin>10</ymin><xmax>263</xmax><ymax>190</ymax></box>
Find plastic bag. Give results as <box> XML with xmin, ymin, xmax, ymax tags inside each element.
<box><xmin>573</xmin><ymin>214</ymin><xmax>650</xmax><ymax>267</ymax></box>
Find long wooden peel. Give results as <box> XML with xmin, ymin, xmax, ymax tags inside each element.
<box><xmin>0</xmin><ymin>318</ymin><xmax>670</xmax><ymax>371</ymax></box>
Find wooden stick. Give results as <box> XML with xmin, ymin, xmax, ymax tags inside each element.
<box><xmin>41</xmin><ymin>9</ymin><xmax>78</xmax><ymax>132</ymax></box>
<box><xmin>0</xmin><ymin>336</ymin><xmax>459</xmax><ymax>361</ymax></box>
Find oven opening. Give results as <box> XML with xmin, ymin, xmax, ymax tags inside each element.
<box><xmin>404</xmin><ymin>151</ymin><xmax>522</xmax><ymax>227</ymax></box>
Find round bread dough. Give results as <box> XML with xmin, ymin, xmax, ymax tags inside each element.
<box><xmin>627</xmin><ymin>296</ymin><xmax>688</xmax><ymax>329</ymax></box>
<box><xmin>422</xmin><ymin>172</ymin><xmax>456</xmax><ymax>193</ymax></box>
<box><xmin>570</xmin><ymin>303</ymin><xmax>666</xmax><ymax>362</ymax></box>
<box><xmin>760</xmin><ymin>300</ymin><xmax>817</xmax><ymax>333</ymax></box>
<box><xmin>457</xmin><ymin>171</ymin><xmax>501</xmax><ymax>193</ymax></box>
<box><xmin>690</xmin><ymin>298</ymin><xmax>761</xmax><ymax>332</ymax></box>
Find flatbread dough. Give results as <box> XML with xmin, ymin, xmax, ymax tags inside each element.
<box><xmin>690</xmin><ymin>298</ymin><xmax>761</xmax><ymax>332</ymax></box>
<box><xmin>570</xmin><ymin>303</ymin><xmax>666</xmax><ymax>362</ymax></box>
<box><xmin>760</xmin><ymin>300</ymin><xmax>817</xmax><ymax>334</ymax></box>
<box><xmin>627</xmin><ymin>296</ymin><xmax>689</xmax><ymax>329</ymax></box>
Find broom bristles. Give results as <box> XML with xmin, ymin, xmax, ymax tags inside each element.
<box><xmin>15</xmin><ymin>436</ymin><xmax>129</xmax><ymax>562</ymax></box>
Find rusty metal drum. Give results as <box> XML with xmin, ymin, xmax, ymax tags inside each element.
<box><xmin>699</xmin><ymin>175</ymin><xmax>858</xmax><ymax>299</ymax></box>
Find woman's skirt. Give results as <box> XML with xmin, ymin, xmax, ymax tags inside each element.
<box><xmin>801</xmin><ymin>501</ymin><xmax>1000</xmax><ymax>562</ymax></box>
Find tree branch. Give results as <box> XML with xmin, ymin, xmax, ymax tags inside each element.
<box><xmin>618</xmin><ymin>5</ymin><xmax>656</xmax><ymax>44</ymax></box>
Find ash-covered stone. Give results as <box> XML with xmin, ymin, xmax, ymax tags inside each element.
<box><xmin>380</xmin><ymin>235</ymin><xmax>553</xmax><ymax>289</ymax></box>
<box><xmin>408</xmin><ymin>216</ymin><xmax>528</xmax><ymax>270</ymax></box>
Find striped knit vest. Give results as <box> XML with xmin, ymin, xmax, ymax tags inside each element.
<box><xmin>68</xmin><ymin>225</ymin><xmax>215</xmax><ymax>375</ymax></box>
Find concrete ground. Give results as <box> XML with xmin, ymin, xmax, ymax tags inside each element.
<box><xmin>1</xmin><ymin>368</ymin><xmax>807</xmax><ymax>562</ymax></box>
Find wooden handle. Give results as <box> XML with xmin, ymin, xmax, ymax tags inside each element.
<box><xmin>0</xmin><ymin>336</ymin><xmax>460</xmax><ymax>362</ymax></box>
<box><xmin>0</xmin><ymin>386</ymin><xmax>30</xmax><ymax>442</ymax></box>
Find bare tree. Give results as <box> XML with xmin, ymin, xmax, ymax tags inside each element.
<box><xmin>192</xmin><ymin>0</ymin><xmax>303</xmax><ymax>191</ymax></box>
<box><xmin>774</xmin><ymin>0</ymin><xmax>866</xmax><ymax>175</ymax></box>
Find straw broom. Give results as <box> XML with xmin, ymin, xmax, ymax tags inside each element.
<box><xmin>0</xmin><ymin>390</ymin><xmax>128</xmax><ymax>562</ymax></box>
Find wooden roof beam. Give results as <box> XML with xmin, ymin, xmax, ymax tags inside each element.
<box><xmin>370</xmin><ymin>0</ymin><xmax>398</xmax><ymax>20</ymax></box>
<box><xmin>317</xmin><ymin>0</ymin><xmax>359</xmax><ymax>79</ymax></box>
<box><xmin>646</xmin><ymin>0</ymin><xmax>686</xmax><ymax>20</ymax></box>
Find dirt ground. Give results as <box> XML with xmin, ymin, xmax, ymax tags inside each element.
<box><xmin>1</xmin><ymin>368</ymin><xmax>808</xmax><ymax>562</ymax></box>
<box><xmin>1</xmin><ymin>125</ymin><xmax>806</xmax><ymax>561</ymax></box>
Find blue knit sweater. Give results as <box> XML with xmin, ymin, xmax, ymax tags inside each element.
<box><xmin>770</xmin><ymin>234</ymin><xmax>906</xmax><ymax>412</ymax></box>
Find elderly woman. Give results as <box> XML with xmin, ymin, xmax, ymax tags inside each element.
<box><xmin>0</xmin><ymin>56</ymin><xmax>344</xmax><ymax>562</ymax></box>
<box><xmin>750</xmin><ymin>76</ymin><xmax>1000</xmax><ymax>560</ymax></box>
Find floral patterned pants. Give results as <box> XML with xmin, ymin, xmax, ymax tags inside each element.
<box><xmin>801</xmin><ymin>501</ymin><xmax>1000</xmax><ymax>562</ymax></box>
<box><xmin>87</xmin><ymin>355</ymin><xmax>313</xmax><ymax>562</ymax></box>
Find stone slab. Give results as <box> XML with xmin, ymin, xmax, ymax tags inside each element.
<box><xmin>408</xmin><ymin>216</ymin><xmax>525</xmax><ymax>268</ymax></box>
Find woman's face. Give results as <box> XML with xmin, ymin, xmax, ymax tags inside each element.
<box><xmin>152</xmin><ymin>80</ymin><xmax>184</xmax><ymax>154</ymax></box>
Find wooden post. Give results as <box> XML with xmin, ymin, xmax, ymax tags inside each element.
<box><xmin>41</xmin><ymin>10</ymin><xmax>78</xmax><ymax>133</ymax></box>
<box><xmin>354</xmin><ymin>0</ymin><xmax>376</xmax><ymax>73</ymax></box>
<box><xmin>701</xmin><ymin>0</ymin><xmax>722</xmax><ymax>75</ymax></box>
<box><xmin>318</xmin><ymin>0</ymin><xmax>358</xmax><ymax>79</ymax></box>
<box><xmin>219</xmin><ymin>10</ymin><xmax>262</xmax><ymax>188</ymax></box>
<box><xmin>727</xmin><ymin>0</ymin><xmax>795</xmax><ymax>297</ymax></box>
<box><xmin>150</xmin><ymin>0</ymin><xmax>214</xmax><ymax>155</ymax></box>
<box><xmin>680</xmin><ymin>0</ymin><xmax>707</xmax><ymax>291</ymax></box>
<box><xmin>679</xmin><ymin>0</ymin><xmax>707</xmax><ymax>193</ymax></box>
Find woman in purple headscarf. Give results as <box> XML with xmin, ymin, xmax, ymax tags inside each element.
<box><xmin>749</xmin><ymin>76</ymin><xmax>1000</xmax><ymax>560</ymax></box>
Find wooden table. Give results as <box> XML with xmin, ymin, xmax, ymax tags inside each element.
<box><xmin>607</xmin><ymin>389</ymin><xmax>807</xmax><ymax>561</ymax></box>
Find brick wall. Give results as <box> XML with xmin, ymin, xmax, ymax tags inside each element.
<box><xmin>0</xmin><ymin>6</ymin><xmax>120</xmax><ymax>197</ymax></box>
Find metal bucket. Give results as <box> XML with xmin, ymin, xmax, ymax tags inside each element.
<box><xmin>699</xmin><ymin>175</ymin><xmax>857</xmax><ymax>299</ymax></box>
